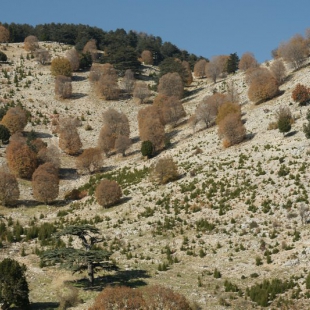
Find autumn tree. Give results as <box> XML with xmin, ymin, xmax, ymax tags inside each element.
<box><xmin>34</xmin><ymin>49</ymin><xmax>51</xmax><ymax>65</ymax></box>
<box><xmin>41</xmin><ymin>225</ymin><xmax>114</xmax><ymax>286</ymax></box>
<box><xmin>55</xmin><ymin>75</ymin><xmax>72</xmax><ymax>99</ymax></box>
<box><xmin>0</xmin><ymin>169</ymin><xmax>19</xmax><ymax>206</ymax></box>
<box><xmin>226</xmin><ymin>81</ymin><xmax>240</xmax><ymax>104</ymax></box>
<box><xmin>205</xmin><ymin>55</ymin><xmax>229</xmax><ymax>83</ymax></box>
<box><xmin>141</xmin><ymin>50</ymin><xmax>153</xmax><ymax>65</ymax></box>
<box><xmin>0</xmin><ymin>258</ymin><xmax>30</xmax><ymax>310</ymax></box>
<box><xmin>89</xmin><ymin>63</ymin><xmax>105</xmax><ymax>83</ymax></box>
<box><xmin>95</xmin><ymin>179</ymin><xmax>122</xmax><ymax>208</ymax></box>
<box><xmin>151</xmin><ymin>157</ymin><xmax>179</xmax><ymax>184</ymax></box>
<box><xmin>37</xmin><ymin>144</ymin><xmax>61</xmax><ymax>169</ymax></box>
<box><xmin>194</xmin><ymin>59</ymin><xmax>208</xmax><ymax>78</ymax></box>
<box><xmin>153</xmin><ymin>94</ymin><xmax>186</xmax><ymax>127</ymax></box>
<box><xmin>182</xmin><ymin>60</ymin><xmax>193</xmax><ymax>86</ymax></box>
<box><xmin>292</xmin><ymin>83</ymin><xmax>310</xmax><ymax>106</ymax></box>
<box><xmin>238</xmin><ymin>52</ymin><xmax>258</xmax><ymax>71</ymax></box>
<box><xmin>115</xmin><ymin>135</ymin><xmax>132</xmax><ymax>156</ymax></box>
<box><xmin>278</xmin><ymin>34</ymin><xmax>308</xmax><ymax>69</ymax></box>
<box><xmin>32</xmin><ymin>162</ymin><xmax>59</xmax><ymax>204</ymax></box>
<box><xmin>247</xmin><ymin>67</ymin><xmax>279</xmax><ymax>103</ymax></box>
<box><xmin>158</xmin><ymin>72</ymin><xmax>183</xmax><ymax>98</ymax></box>
<box><xmin>58</xmin><ymin>117</ymin><xmax>82</xmax><ymax>155</ymax></box>
<box><xmin>0</xmin><ymin>25</ymin><xmax>10</xmax><ymax>43</ymax></box>
<box><xmin>1</xmin><ymin>106</ymin><xmax>28</xmax><ymax>134</ymax></box>
<box><xmin>270</xmin><ymin>59</ymin><xmax>286</xmax><ymax>84</ymax></box>
<box><xmin>6</xmin><ymin>138</ymin><xmax>37</xmax><ymax>179</ymax></box>
<box><xmin>51</xmin><ymin>57</ymin><xmax>72</xmax><ymax>77</ymax></box>
<box><xmin>138</xmin><ymin>106</ymin><xmax>165</xmax><ymax>153</ymax></box>
<box><xmin>98</xmin><ymin>126</ymin><xmax>115</xmax><ymax>157</ymax></box>
<box><xmin>216</xmin><ymin>101</ymin><xmax>241</xmax><ymax>125</ymax></box>
<box><xmin>218</xmin><ymin>113</ymin><xmax>246</xmax><ymax>148</ymax></box>
<box><xmin>133</xmin><ymin>81</ymin><xmax>150</xmax><ymax>104</ymax></box>
<box><xmin>276</xmin><ymin>106</ymin><xmax>293</xmax><ymax>136</ymax></box>
<box><xmin>121</xmin><ymin>69</ymin><xmax>135</xmax><ymax>94</ymax></box>
<box><xmin>83</xmin><ymin>39</ymin><xmax>98</xmax><ymax>62</ymax></box>
<box><xmin>65</xmin><ymin>48</ymin><xmax>80</xmax><ymax>71</ymax></box>
<box><xmin>76</xmin><ymin>147</ymin><xmax>103</xmax><ymax>174</ymax></box>
<box><xmin>24</xmin><ymin>35</ymin><xmax>39</xmax><ymax>51</ymax></box>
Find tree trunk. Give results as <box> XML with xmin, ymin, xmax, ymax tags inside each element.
<box><xmin>88</xmin><ymin>262</ymin><xmax>94</xmax><ymax>286</ymax></box>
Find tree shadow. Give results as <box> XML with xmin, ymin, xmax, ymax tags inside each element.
<box><xmin>131</xmin><ymin>136</ymin><xmax>140</xmax><ymax>144</ymax></box>
<box><xmin>71</xmin><ymin>93</ymin><xmax>88</xmax><ymax>99</ymax></box>
<box><xmin>183</xmin><ymin>87</ymin><xmax>205</xmax><ymax>102</ymax></box>
<box><xmin>31</xmin><ymin>301</ymin><xmax>59</xmax><ymax>310</ymax></box>
<box><xmin>254</xmin><ymin>90</ymin><xmax>285</xmax><ymax>105</ymax></box>
<box><xmin>17</xmin><ymin>199</ymin><xmax>69</xmax><ymax>208</ymax></box>
<box><xmin>59</xmin><ymin>168</ymin><xmax>78</xmax><ymax>180</ymax></box>
<box><xmin>74</xmin><ymin>269</ymin><xmax>150</xmax><ymax>291</ymax></box>
<box><xmin>33</xmin><ymin>132</ymin><xmax>53</xmax><ymax>139</ymax></box>
<box><xmin>285</xmin><ymin>130</ymin><xmax>298</xmax><ymax>137</ymax></box>
<box><xmin>72</xmin><ymin>75</ymin><xmax>87</xmax><ymax>82</ymax></box>
<box><xmin>246</xmin><ymin>132</ymin><xmax>256</xmax><ymax>141</ymax></box>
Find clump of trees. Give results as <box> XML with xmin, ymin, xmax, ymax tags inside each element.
<box><xmin>95</xmin><ymin>179</ymin><xmax>122</xmax><ymax>208</ymax></box>
<box><xmin>32</xmin><ymin>162</ymin><xmax>59</xmax><ymax>204</ymax></box>
<box><xmin>51</xmin><ymin>57</ymin><xmax>72</xmax><ymax>77</ymax></box>
<box><xmin>98</xmin><ymin>108</ymin><xmax>131</xmax><ymax>157</ymax></box>
<box><xmin>291</xmin><ymin>83</ymin><xmax>310</xmax><ymax>106</ymax></box>
<box><xmin>55</xmin><ymin>75</ymin><xmax>72</xmax><ymax>99</ymax></box>
<box><xmin>151</xmin><ymin>157</ymin><xmax>179</xmax><ymax>184</ymax></box>
<box><xmin>0</xmin><ymin>258</ymin><xmax>30</xmax><ymax>309</ymax></box>
<box><xmin>0</xmin><ymin>168</ymin><xmax>19</xmax><ymax>206</ymax></box>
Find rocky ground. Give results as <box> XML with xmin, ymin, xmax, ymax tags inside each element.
<box><xmin>1</xmin><ymin>42</ymin><xmax>310</xmax><ymax>309</ymax></box>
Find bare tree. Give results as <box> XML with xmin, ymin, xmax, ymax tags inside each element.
<box><xmin>102</xmin><ymin>108</ymin><xmax>130</xmax><ymax>138</ymax></box>
<box><xmin>226</xmin><ymin>81</ymin><xmax>240</xmax><ymax>103</ymax></box>
<box><xmin>238</xmin><ymin>52</ymin><xmax>259</xmax><ymax>71</ymax></box>
<box><xmin>97</xmin><ymin>126</ymin><xmax>115</xmax><ymax>157</ymax></box>
<box><xmin>1</xmin><ymin>106</ymin><xmax>28</xmax><ymax>134</ymax></box>
<box><xmin>270</xmin><ymin>59</ymin><xmax>286</xmax><ymax>84</ymax></box>
<box><xmin>158</xmin><ymin>72</ymin><xmax>183</xmax><ymax>98</ymax></box>
<box><xmin>0</xmin><ymin>25</ymin><xmax>9</xmax><ymax>43</ymax></box>
<box><xmin>278</xmin><ymin>34</ymin><xmax>308</xmax><ymax>69</ymax></box>
<box><xmin>205</xmin><ymin>55</ymin><xmax>229</xmax><ymax>83</ymax></box>
<box><xmin>83</xmin><ymin>39</ymin><xmax>98</xmax><ymax>62</ymax></box>
<box><xmin>151</xmin><ymin>157</ymin><xmax>179</xmax><ymax>184</ymax></box>
<box><xmin>95</xmin><ymin>71</ymin><xmax>120</xmax><ymax>100</ymax></box>
<box><xmin>0</xmin><ymin>168</ymin><xmax>19</xmax><ymax>206</ymax></box>
<box><xmin>34</xmin><ymin>49</ymin><xmax>51</xmax><ymax>65</ymax></box>
<box><xmin>95</xmin><ymin>179</ymin><xmax>122</xmax><ymax>208</ymax></box>
<box><xmin>89</xmin><ymin>63</ymin><xmax>105</xmax><ymax>83</ymax></box>
<box><xmin>194</xmin><ymin>59</ymin><xmax>207</xmax><ymax>78</ymax></box>
<box><xmin>24</xmin><ymin>35</ymin><xmax>39</xmax><ymax>51</ymax></box>
<box><xmin>133</xmin><ymin>81</ymin><xmax>150</xmax><ymax>104</ymax></box>
<box><xmin>32</xmin><ymin>162</ymin><xmax>59</xmax><ymax>204</ymax></box>
<box><xmin>141</xmin><ymin>50</ymin><xmax>153</xmax><ymax>65</ymax></box>
<box><xmin>65</xmin><ymin>48</ymin><xmax>80</xmax><ymax>71</ymax></box>
<box><xmin>76</xmin><ymin>147</ymin><xmax>103</xmax><ymax>174</ymax></box>
<box><xmin>115</xmin><ymin>135</ymin><xmax>132</xmax><ymax>156</ymax></box>
<box><xmin>121</xmin><ymin>69</ymin><xmax>135</xmax><ymax>94</ymax></box>
<box><xmin>182</xmin><ymin>60</ymin><xmax>193</xmax><ymax>86</ymax></box>
<box><xmin>55</xmin><ymin>75</ymin><xmax>72</xmax><ymax>99</ymax></box>
<box><xmin>37</xmin><ymin>144</ymin><xmax>61</xmax><ymax>169</ymax></box>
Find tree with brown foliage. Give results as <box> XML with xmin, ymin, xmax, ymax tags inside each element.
<box><xmin>95</xmin><ymin>179</ymin><xmax>122</xmax><ymax>208</ymax></box>
<box><xmin>247</xmin><ymin>67</ymin><xmax>279</xmax><ymax>103</ymax></box>
<box><xmin>292</xmin><ymin>83</ymin><xmax>310</xmax><ymax>106</ymax></box>
<box><xmin>83</xmin><ymin>39</ymin><xmax>98</xmax><ymax>62</ymax></box>
<box><xmin>32</xmin><ymin>162</ymin><xmax>59</xmax><ymax>204</ymax></box>
<box><xmin>194</xmin><ymin>59</ymin><xmax>207</xmax><ymax>78</ymax></box>
<box><xmin>6</xmin><ymin>139</ymin><xmax>38</xmax><ymax>179</ymax></box>
<box><xmin>218</xmin><ymin>113</ymin><xmax>246</xmax><ymax>148</ymax></box>
<box><xmin>55</xmin><ymin>75</ymin><xmax>72</xmax><ymax>99</ymax></box>
<box><xmin>216</xmin><ymin>101</ymin><xmax>241</xmax><ymax>125</ymax></box>
<box><xmin>97</xmin><ymin>126</ymin><xmax>116</xmax><ymax>157</ymax></box>
<box><xmin>95</xmin><ymin>67</ymin><xmax>120</xmax><ymax>100</ymax></box>
<box><xmin>0</xmin><ymin>25</ymin><xmax>9</xmax><ymax>43</ymax></box>
<box><xmin>138</xmin><ymin>106</ymin><xmax>165</xmax><ymax>152</ymax></box>
<box><xmin>278</xmin><ymin>34</ymin><xmax>308</xmax><ymax>69</ymax></box>
<box><xmin>205</xmin><ymin>55</ymin><xmax>228</xmax><ymax>83</ymax></box>
<box><xmin>51</xmin><ymin>57</ymin><xmax>72</xmax><ymax>77</ymax></box>
<box><xmin>182</xmin><ymin>60</ymin><xmax>193</xmax><ymax>86</ymax></box>
<box><xmin>29</xmin><ymin>138</ymin><xmax>47</xmax><ymax>154</ymax></box>
<box><xmin>133</xmin><ymin>81</ymin><xmax>150</xmax><ymax>104</ymax></box>
<box><xmin>37</xmin><ymin>144</ymin><xmax>61</xmax><ymax>169</ymax></box>
<box><xmin>115</xmin><ymin>135</ymin><xmax>132</xmax><ymax>156</ymax></box>
<box><xmin>153</xmin><ymin>94</ymin><xmax>186</xmax><ymax>127</ymax></box>
<box><xmin>89</xmin><ymin>63</ymin><xmax>105</xmax><ymax>83</ymax></box>
<box><xmin>158</xmin><ymin>72</ymin><xmax>183</xmax><ymax>99</ymax></box>
<box><xmin>0</xmin><ymin>169</ymin><xmax>19</xmax><ymax>206</ymax></box>
<box><xmin>121</xmin><ymin>69</ymin><xmax>135</xmax><ymax>94</ymax></box>
<box><xmin>34</xmin><ymin>49</ymin><xmax>51</xmax><ymax>65</ymax></box>
<box><xmin>1</xmin><ymin>106</ymin><xmax>28</xmax><ymax>134</ymax></box>
<box><xmin>141</xmin><ymin>50</ymin><xmax>153</xmax><ymax>65</ymax></box>
<box><xmin>151</xmin><ymin>157</ymin><xmax>179</xmax><ymax>184</ymax></box>
<box><xmin>89</xmin><ymin>286</ymin><xmax>146</xmax><ymax>310</ymax></box>
<box><xmin>58</xmin><ymin>118</ymin><xmax>82</xmax><ymax>155</ymax></box>
<box><xmin>24</xmin><ymin>35</ymin><xmax>39</xmax><ymax>51</ymax></box>
<box><xmin>65</xmin><ymin>48</ymin><xmax>80</xmax><ymax>71</ymax></box>
<box><xmin>75</xmin><ymin>147</ymin><xmax>103</xmax><ymax>174</ymax></box>
<box><xmin>238</xmin><ymin>52</ymin><xmax>258</xmax><ymax>71</ymax></box>
<box><xmin>270</xmin><ymin>59</ymin><xmax>286</xmax><ymax>85</ymax></box>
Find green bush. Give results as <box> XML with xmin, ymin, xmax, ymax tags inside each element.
<box><xmin>141</xmin><ymin>140</ymin><xmax>154</xmax><ymax>158</ymax></box>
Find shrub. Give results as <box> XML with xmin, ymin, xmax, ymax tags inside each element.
<box><xmin>95</xmin><ymin>179</ymin><xmax>122</xmax><ymax>208</ymax></box>
<box><xmin>291</xmin><ymin>83</ymin><xmax>310</xmax><ymax>106</ymax></box>
<box><xmin>51</xmin><ymin>57</ymin><xmax>72</xmax><ymax>77</ymax></box>
<box><xmin>57</xmin><ymin>284</ymin><xmax>81</xmax><ymax>310</ymax></box>
<box><xmin>276</xmin><ymin>106</ymin><xmax>293</xmax><ymax>136</ymax></box>
<box><xmin>141</xmin><ymin>140</ymin><xmax>154</xmax><ymax>158</ymax></box>
<box><xmin>0</xmin><ymin>124</ymin><xmax>10</xmax><ymax>143</ymax></box>
<box><xmin>0</xmin><ymin>51</ymin><xmax>7</xmax><ymax>62</ymax></box>
<box><xmin>151</xmin><ymin>157</ymin><xmax>179</xmax><ymax>184</ymax></box>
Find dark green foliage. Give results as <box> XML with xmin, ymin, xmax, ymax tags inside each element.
<box><xmin>0</xmin><ymin>258</ymin><xmax>30</xmax><ymax>309</ymax></box>
<box><xmin>141</xmin><ymin>140</ymin><xmax>154</xmax><ymax>158</ymax></box>
<box><xmin>0</xmin><ymin>107</ymin><xmax>8</xmax><ymax>121</ymax></box>
<box><xmin>196</xmin><ymin>219</ymin><xmax>215</xmax><ymax>232</ymax></box>
<box><xmin>226</xmin><ymin>53</ymin><xmax>239</xmax><ymax>74</ymax></box>
<box><xmin>0</xmin><ymin>51</ymin><xmax>7</xmax><ymax>62</ymax></box>
<box><xmin>79</xmin><ymin>52</ymin><xmax>92</xmax><ymax>70</ymax></box>
<box><xmin>158</xmin><ymin>57</ymin><xmax>189</xmax><ymax>85</ymax></box>
<box><xmin>278</xmin><ymin>116</ymin><xmax>291</xmax><ymax>135</ymax></box>
<box><xmin>0</xmin><ymin>124</ymin><xmax>10</xmax><ymax>143</ymax></box>
<box><xmin>213</xmin><ymin>268</ymin><xmax>221</xmax><ymax>278</ymax></box>
<box><xmin>306</xmin><ymin>272</ymin><xmax>310</xmax><ymax>289</ymax></box>
<box><xmin>224</xmin><ymin>280</ymin><xmax>239</xmax><ymax>292</ymax></box>
<box><xmin>246</xmin><ymin>278</ymin><xmax>295</xmax><ymax>307</ymax></box>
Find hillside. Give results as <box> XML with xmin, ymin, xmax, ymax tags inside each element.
<box><xmin>1</xmin><ymin>42</ymin><xmax>310</xmax><ymax>309</ymax></box>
